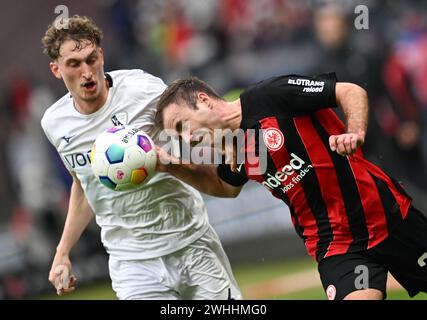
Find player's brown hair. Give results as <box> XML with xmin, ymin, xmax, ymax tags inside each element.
<box><xmin>156</xmin><ymin>77</ymin><xmax>223</xmax><ymax>125</ymax></box>
<box><xmin>42</xmin><ymin>15</ymin><xmax>103</xmax><ymax>60</ymax></box>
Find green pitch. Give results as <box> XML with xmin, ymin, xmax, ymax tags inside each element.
<box><xmin>36</xmin><ymin>257</ymin><xmax>426</xmax><ymax>300</ymax></box>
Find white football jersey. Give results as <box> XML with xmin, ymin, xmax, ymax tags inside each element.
<box><xmin>41</xmin><ymin>69</ymin><xmax>209</xmax><ymax>260</ymax></box>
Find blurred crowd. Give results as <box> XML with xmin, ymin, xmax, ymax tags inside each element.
<box><xmin>0</xmin><ymin>0</ymin><xmax>427</xmax><ymax>298</ymax></box>
<box><xmin>108</xmin><ymin>0</ymin><xmax>427</xmax><ymax>195</ymax></box>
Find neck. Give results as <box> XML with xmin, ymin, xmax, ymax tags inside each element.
<box><xmin>73</xmin><ymin>79</ymin><xmax>109</xmax><ymax>115</ymax></box>
<box><xmin>218</xmin><ymin>99</ymin><xmax>242</xmax><ymax>130</ymax></box>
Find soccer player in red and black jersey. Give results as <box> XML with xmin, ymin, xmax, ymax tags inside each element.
<box><xmin>155</xmin><ymin>73</ymin><xmax>427</xmax><ymax>300</ymax></box>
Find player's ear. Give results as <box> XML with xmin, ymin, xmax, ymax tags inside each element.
<box><xmin>197</xmin><ymin>92</ymin><xmax>211</xmax><ymax>107</ymax></box>
<box><xmin>50</xmin><ymin>61</ymin><xmax>62</xmax><ymax>80</ymax></box>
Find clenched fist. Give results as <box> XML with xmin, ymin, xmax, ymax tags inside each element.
<box><xmin>329</xmin><ymin>131</ymin><xmax>365</xmax><ymax>156</ymax></box>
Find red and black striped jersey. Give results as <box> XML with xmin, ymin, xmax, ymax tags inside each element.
<box><xmin>217</xmin><ymin>73</ymin><xmax>412</xmax><ymax>262</ymax></box>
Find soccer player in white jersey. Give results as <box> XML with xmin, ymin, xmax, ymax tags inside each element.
<box><xmin>40</xmin><ymin>15</ymin><xmax>241</xmax><ymax>300</ymax></box>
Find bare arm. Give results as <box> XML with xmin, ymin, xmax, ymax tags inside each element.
<box><xmin>56</xmin><ymin>172</ymin><xmax>95</xmax><ymax>254</ymax></box>
<box><xmin>329</xmin><ymin>82</ymin><xmax>369</xmax><ymax>155</ymax></box>
<box><xmin>156</xmin><ymin>147</ymin><xmax>243</xmax><ymax>198</ymax></box>
<box><xmin>48</xmin><ymin>172</ymin><xmax>94</xmax><ymax>294</ymax></box>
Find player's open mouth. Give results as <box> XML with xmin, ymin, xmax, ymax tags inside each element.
<box><xmin>82</xmin><ymin>81</ymin><xmax>96</xmax><ymax>91</ymax></box>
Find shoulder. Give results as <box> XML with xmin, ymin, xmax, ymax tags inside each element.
<box><xmin>107</xmin><ymin>69</ymin><xmax>167</xmax><ymax>115</ymax></box>
<box><xmin>243</xmin><ymin>75</ymin><xmax>294</xmax><ymax>95</ymax></box>
<box><xmin>41</xmin><ymin>93</ymin><xmax>71</xmax><ymax>132</ymax></box>
<box><xmin>40</xmin><ymin>93</ymin><xmax>74</xmax><ymax>147</ymax></box>
<box><xmin>243</xmin><ymin>73</ymin><xmax>337</xmax><ymax>98</ymax></box>
<box><xmin>239</xmin><ymin>75</ymin><xmax>296</xmax><ymax>121</ymax></box>
<box><xmin>239</xmin><ymin>72</ymin><xmax>338</xmax><ymax>124</ymax></box>
<box><xmin>106</xmin><ymin>69</ymin><xmax>167</xmax><ymax>105</ymax></box>
<box><xmin>107</xmin><ymin>69</ymin><xmax>166</xmax><ymax>92</ymax></box>
<box><xmin>240</xmin><ymin>75</ymin><xmax>294</xmax><ymax>109</ymax></box>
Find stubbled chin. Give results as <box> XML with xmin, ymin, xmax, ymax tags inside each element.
<box><xmin>80</xmin><ymin>91</ymin><xmax>100</xmax><ymax>102</ymax></box>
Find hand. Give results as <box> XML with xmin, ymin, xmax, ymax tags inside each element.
<box><xmin>48</xmin><ymin>252</ymin><xmax>77</xmax><ymax>296</ymax></box>
<box><xmin>329</xmin><ymin>131</ymin><xmax>365</xmax><ymax>156</ymax></box>
<box><xmin>155</xmin><ymin>146</ymin><xmax>180</xmax><ymax>172</ymax></box>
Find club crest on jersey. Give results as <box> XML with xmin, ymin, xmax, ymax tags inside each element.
<box><xmin>263</xmin><ymin>128</ymin><xmax>284</xmax><ymax>151</ymax></box>
<box><xmin>111</xmin><ymin>112</ymin><xmax>128</xmax><ymax>126</ymax></box>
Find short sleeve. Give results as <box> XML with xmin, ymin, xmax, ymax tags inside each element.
<box><xmin>41</xmin><ymin>113</ymin><xmax>75</xmax><ymax>173</ymax></box>
<box><xmin>240</xmin><ymin>73</ymin><xmax>338</xmax><ymax>119</ymax></box>
<box><xmin>217</xmin><ymin>164</ymin><xmax>249</xmax><ymax>187</ymax></box>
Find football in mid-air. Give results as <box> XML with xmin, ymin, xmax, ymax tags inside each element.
<box><xmin>90</xmin><ymin>125</ymin><xmax>157</xmax><ymax>191</ymax></box>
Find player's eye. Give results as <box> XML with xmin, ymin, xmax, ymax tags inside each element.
<box><xmin>87</xmin><ymin>57</ymin><xmax>97</xmax><ymax>65</ymax></box>
<box><xmin>68</xmin><ymin>61</ymin><xmax>80</xmax><ymax>68</ymax></box>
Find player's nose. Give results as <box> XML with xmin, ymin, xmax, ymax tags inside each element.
<box><xmin>81</xmin><ymin>63</ymin><xmax>93</xmax><ymax>80</ymax></box>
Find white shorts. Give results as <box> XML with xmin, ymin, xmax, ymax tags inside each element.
<box><xmin>108</xmin><ymin>226</ymin><xmax>242</xmax><ymax>300</ymax></box>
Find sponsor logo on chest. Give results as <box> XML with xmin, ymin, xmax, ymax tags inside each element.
<box><xmin>261</xmin><ymin>152</ymin><xmax>313</xmax><ymax>194</ymax></box>
<box><xmin>63</xmin><ymin>150</ymin><xmax>92</xmax><ymax>169</ymax></box>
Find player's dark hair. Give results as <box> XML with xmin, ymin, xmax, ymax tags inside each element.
<box><xmin>156</xmin><ymin>77</ymin><xmax>223</xmax><ymax>126</ymax></box>
<box><xmin>42</xmin><ymin>15</ymin><xmax>103</xmax><ymax>60</ymax></box>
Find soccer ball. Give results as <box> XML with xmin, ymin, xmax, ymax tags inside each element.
<box><xmin>90</xmin><ymin>125</ymin><xmax>157</xmax><ymax>191</ymax></box>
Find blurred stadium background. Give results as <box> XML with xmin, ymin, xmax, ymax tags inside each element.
<box><xmin>0</xmin><ymin>0</ymin><xmax>427</xmax><ymax>300</ymax></box>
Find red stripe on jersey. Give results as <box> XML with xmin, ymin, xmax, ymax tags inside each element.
<box><xmin>244</xmin><ymin>129</ymin><xmax>264</xmax><ymax>183</ymax></box>
<box><xmin>347</xmin><ymin>158</ymin><xmax>389</xmax><ymax>248</ymax></box>
<box><xmin>244</xmin><ymin>128</ymin><xmax>308</xmax><ymax>240</ymax></box>
<box><xmin>314</xmin><ymin>109</ymin><xmax>345</xmax><ymax>133</ymax></box>
<box><xmin>314</xmin><ymin>109</ymin><xmax>364</xmax><ymax>158</ymax></box>
<box><xmin>358</xmin><ymin>159</ymin><xmax>411</xmax><ymax>219</ymax></box>
<box><xmin>258</xmin><ymin>116</ymin><xmax>319</xmax><ymax>257</ymax></box>
<box><xmin>315</xmin><ymin>109</ymin><xmax>388</xmax><ymax>247</ymax></box>
<box><xmin>293</xmin><ymin>116</ymin><xmax>351</xmax><ymax>257</ymax></box>
<box><xmin>315</xmin><ymin>108</ymin><xmax>411</xmax><ymax>220</ymax></box>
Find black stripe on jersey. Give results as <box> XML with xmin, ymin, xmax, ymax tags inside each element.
<box><xmin>255</xmin><ymin>123</ymin><xmax>304</xmax><ymax>239</ymax></box>
<box><xmin>384</xmin><ymin>172</ymin><xmax>413</xmax><ymax>201</ymax></box>
<box><xmin>279</xmin><ymin>117</ymin><xmax>333</xmax><ymax>261</ymax></box>
<box><xmin>368</xmin><ymin>172</ymin><xmax>404</xmax><ymax>233</ymax></box>
<box><xmin>311</xmin><ymin>115</ymin><xmax>370</xmax><ymax>252</ymax></box>
<box><xmin>288</xmin><ymin>204</ymin><xmax>305</xmax><ymax>241</ymax></box>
